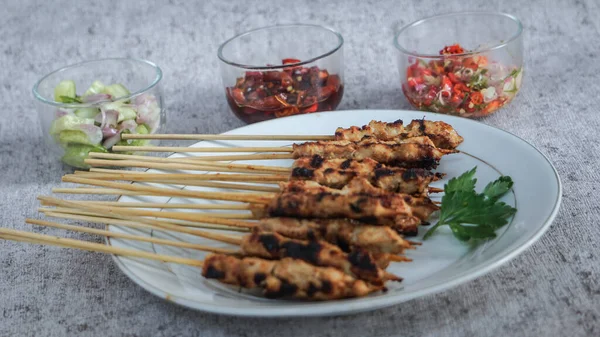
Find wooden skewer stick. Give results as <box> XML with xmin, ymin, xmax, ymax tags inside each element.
<box><xmin>39</xmin><ymin>201</ymin><xmax>255</xmax><ymax>228</ymax></box>
<box><xmin>84</xmin><ymin>158</ymin><xmax>279</xmax><ymax>174</ymax></box>
<box><xmin>85</xmin><ymin>158</ymin><xmax>291</xmax><ymax>174</ymax></box>
<box><xmin>38</xmin><ymin>196</ymin><xmax>246</xmax><ymax>245</ymax></box>
<box><xmin>40</xmin><ymin>200</ymin><xmax>253</xmax><ymax>211</ymax></box>
<box><xmin>61</xmin><ymin>176</ymin><xmax>271</xmax><ymax>204</ymax></box>
<box><xmin>41</xmin><ymin>210</ymin><xmax>250</xmax><ymax>233</ymax></box>
<box><xmin>52</xmin><ymin>186</ymin><xmax>267</xmax><ymax>198</ymax></box>
<box><xmin>112</xmin><ymin>146</ymin><xmax>293</xmax><ymax>153</ymax></box>
<box><xmin>164</xmin><ymin>153</ymin><xmax>295</xmax><ymax>161</ymax></box>
<box><xmin>53</xmin><ymin>188</ymin><xmax>148</xmax><ymax>196</ymax></box>
<box><xmin>40</xmin><ymin>206</ymin><xmax>255</xmax><ymax>220</ymax></box>
<box><xmin>0</xmin><ymin>228</ymin><xmax>205</xmax><ymax>267</ymax></box>
<box><xmin>87</xmin><ymin>152</ymin><xmax>290</xmax><ymax>173</ymax></box>
<box><xmin>26</xmin><ymin>219</ymin><xmax>235</xmax><ymax>254</ymax></box>
<box><xmin>63</xmin><ymin>174</ymin><xmax>280</xmax><ymax>193</ymax></box>
<box><xmin>74</xmin><ymin>171</ymin><xmax>287</xmax><ymax>182</ymax></box>
<box><xmin>387</xmin><ymin>255</ymin><xmax>413</xmax><ymax>262</ymax></box>
<box><xmin>121</xmin><ymin>134</ymin><xmax>335</xmax><ymax>141</ymax></box>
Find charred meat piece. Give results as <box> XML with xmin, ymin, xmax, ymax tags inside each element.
<box><xmin>290</xmin><ymin>156</ymin><xmax>439</xmax><ymax>194</ymax></box>
<box><xmin>404</xmin><ymin>119</ymin><xmax>464</xmax><ymax>150</ymax></box>
<box><xmin>334</xmin><ymin>119</ymin><xmax>463</xmax><ymax>150</ymax></box>
<box><xmin>256</xmin><ymin>217</ymin><xmax>414</xmax><ymax>254</ymax></box>
<box><xmin>202</xmin><ymin>254</ymin><xmax>385</xmax><ymax>300</ymax></box>
<box><xmin>277</xmin><ymin>177</ymin><xmax>439</xmax><ymax>221</ymax></box>
<box><xmin>291</xmin><ymin>141</ymin><xmax>448</xmax><ymax>169</ymax></box>
<box><xmin>240</xmin><ymin>230</ymin><xmax>400</xmax><ymax>284</ymax></box>
<box><xmin>261</xmin><ymin>191</ymin><xmax>436</xmax><ymax>234</ymax></box>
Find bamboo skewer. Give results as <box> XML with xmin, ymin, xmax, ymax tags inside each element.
<box><xmin>75</xmin><ymin>171</ymin><xmax>288</xmax><ymax>182</ymax></box>
<box><xmin>157</xmin><ymin>153</ymin><xmax>295</xmax><ymax>161</ymax></box>
<box><xmin>41</xmin><ymin>204</ymin><xmax>255</xmax><ymax>223</ymax></box>
<box><xmin>41</xmin><ymin>210</ymin><xmax>250</xmax><ymax>233</ymax></box>
<box><xmin>38</xmin><ymin>196</ymin><xmax>246</xmax><ymax>245</ymax></box>
<box><xmin>61</xmin><ymin>176</ymin><xmax>270</xmax><ymax>204</ymax></box>
<box><xmin>41</xmin><ymin>200</ymin><xmax>253</xmax><ymax>211</ymax></box>
<box><xmin>26</xmin><ymin>219</ymin><xmax>235</xmax><ymax>254</ymax></box>
<box><xmin>40</xmin><ymin>206</ymin><xmax>255</xmax><ymax>220</ymax></box>
<box><xmin>87</xmin><ymin>152</ymin><xmax>290</xmax><ymax>173</ymax></box>
<box><xmin>53</xmin><ymin>188</ymin><xmax>149</xmax><ymax>196</ymax></box>
<box><xmin>63</xmin><ymin>174</ymin><xmax>280</xmax><ymax>193</ymax></box>
<box><xmin>39</xmin><ymin>200</ymin><xmax>255</xmax><ymax>229</ymax></box>
<box><xmin>113</xmin><ymin>145</ymin><xmax>294</xmax><ymax>153</ymax></box>
<box><xmin>84</xmin><ymin>158</ymin><xmax>288</xmax><ymax>174</ymax></box>
<box><xmin>121</xmin><ymin>134</ymin><xmax>335</xmax><ymax>141</ymax></box>
<box><xmin>0</xmin><ymin>228</ymin><xmax>205</xmax><ymax>267</ymax></box>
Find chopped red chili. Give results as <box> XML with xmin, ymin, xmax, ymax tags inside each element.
<box><xmin>440</xmin><ymin>44</ymin><xmax>465</xmax><ymax>55</ymax></box>
<box><xmin>225</xmin><ymin>59</ymin><xmax>343</xmax><ymax>123</ymax></box>
<box><xmin>402</xmin><ymin>44</ymin><xmax>522</xmax><ymax>117</ymax></box>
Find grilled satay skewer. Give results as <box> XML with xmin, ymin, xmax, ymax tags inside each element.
<box><xmin>202</xmin><ymin>254</ymin><xmax>386</xmax><ymax>300</ymax></box>
<box><xmin>240</xmin><ymin>230</ymin><xmax>400</xmax><ymax>284</ymax></box>
<box><xmin>256</xmin><ymin>217</ymin><xmax>414</xmax><ymax>255</ymax></box>
<box><xmin>291</xmin><ymin>156</ymin><xmax>443</xmax><ymax>195</ymax></box>
<box><xmin>112</xmin><ymin>137</ymin><xmax>454</xmax><ymax>167</ymax></box>
<box><xmin>279</xmin><ymin>178</ymin><xmax>439</xmax><ymax>221</ymax></box>
<box><xmin>78</xmin><ymin>155</ymin><xmax>444</xmax><ymax>195</ymax></box>
<box><xmin>334</xmin><ymin>119</ymin><xmax>464</xmax><ymax>150</ymax></box>
<box><xmin>122</xmin><ymin>119</ymin><xmax>464</xmax><ymax>150</ymax></box>
<box><xmin>291</xmin><ymin>141</ymin><xmax>450</xmax><ymax>169</ymax></box>
<box><xmin>252</xmin><ymin>188</ymin><xmax>438</xmax><ymax>235</ymax></box>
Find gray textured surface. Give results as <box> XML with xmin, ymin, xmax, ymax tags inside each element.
<box><xmin>1</xmin><ymin>0</ymin><xmax>599</xmax><ymax>336</ymax></box>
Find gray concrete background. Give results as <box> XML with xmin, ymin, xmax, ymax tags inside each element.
<box><xmin>1</xmin><ymin>0</ymin><xmax>599</xmax><ymax>336</ymax></box>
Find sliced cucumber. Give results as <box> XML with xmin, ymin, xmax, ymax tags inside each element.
<box><xmin>135</xmin><ymin>124</ymin><xmax>149</xmax><ymax>134</ymax></box>
<box><xmin>74</xmin><ymin>107</ymin><xmax>100</xmax><ymax>119</ymax></box>
<box><xmin>49</xmin><ymin>115</ymin><xmax>94</xmax><ymax>135</ymax></box>
<box><xmin>117</xmin><ymin>107</ymin><xmax>137</xmax><ymax>123</ymax></box>
<box><xmin>54</xmin><ymin>80</ymin><xmax>76</xmax><ymax>102</ymax></box>
<box><xmin>61</xmin><ymin>144</ymin><xmax>107</xmax><ymax>169</ymax></box>
<box><xmin>129</xmin><ymin>124</ymin><xmax>150</xmax><ymax>146</ymax></box>
<box><xmin>58</xmin><ymin>130</ymin><xmax>99</xmax><ymax>146</ymax></box>
<box><xmin>103</xmin><ymin>84</ymin><xmax>130</xmax><ymax>99</ymax></box>
<box><xmin>84</xmin><ymin>80</ymin><xmax>105</xmax><ymax>96</ymax></box>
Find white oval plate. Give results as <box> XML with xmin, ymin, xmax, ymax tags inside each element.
<box><xmin>108</xmin><ymin>109</ymin><xmax>561</xmax><ymax>317</ymax></box>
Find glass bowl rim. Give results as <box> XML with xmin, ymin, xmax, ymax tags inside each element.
<box><xmin>217</xmin><ymin>23</ymin><xmax>344</xmax><ymax>70</ymax></box>
<box><xmin>393</xmin><ymin>11</ymin><xmax>523</xmax><ymax>59</ymax></box>
<box><xmin>32</xmin><ymin>57</ymin><xmax>163</xmax><ymax>108</ymax></box>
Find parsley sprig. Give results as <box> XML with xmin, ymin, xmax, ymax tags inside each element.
<box><xmin>423</xmin><ymin>167</ymin><xmax>517</xmax><ymax>241</ymax></box>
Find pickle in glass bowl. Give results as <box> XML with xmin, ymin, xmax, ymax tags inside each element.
<box><xmin>33</xmin><ymin>58</ymin><xmax>165</xmax><ymax>168</ymax></box>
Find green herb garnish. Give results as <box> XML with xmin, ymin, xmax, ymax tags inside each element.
<box><xmin>59</xmin><ymin>96</ymin><xmax>83</xmax><ymax>104</ymax></box>
<box><xmin>423</xmin><ymin>167</ymin><xmax>517</xmax><ymax>241</ymax></box>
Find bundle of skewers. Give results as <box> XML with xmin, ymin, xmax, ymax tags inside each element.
<box><xmin>2</xmin><ymin>119</ymin><xmax>464</xmax><ymax>301</ymax></box>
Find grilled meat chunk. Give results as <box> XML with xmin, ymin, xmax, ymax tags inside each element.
<box><xmin>290</xmin><ymin>156</ymin><xmax>440</xmax><ymax>194</ymax></box>
<box><xmin>256</xmin><ymin>217</ymin><xmax>414</xmax><ymax>254</ymax></box>
<box><xmin>334</xmin><ymin>119</ymin><xmax>463</xmax><ymax>149</ymax></box>
<box><xmin>240</xmin><ymin>230</ymin><xmax>400</xmax><ymax>283</ymax></box>
<box><xmin>291</xmin><ymin>141</ymin><xmax>447</xmax><ymax>169</ymax></box>
<box><xmin>202</xmin><ymin>254</ymin><xmax>385</xmax><ymax>300</ymax></box>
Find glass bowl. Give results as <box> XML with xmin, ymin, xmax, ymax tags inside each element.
<box><xmin>218</xmin><ymin>24</ymin><xmax>344</xmax><ymax>124</ymax></box>
<box><xmin>394</xmin><ymin>12</ymin><xmax>523</xmax><ymax>118</ymax></box>
<box><xmin>33</xmin><ymin>58</ymin><xmax>165</xmax><ymax>169</ymax></box>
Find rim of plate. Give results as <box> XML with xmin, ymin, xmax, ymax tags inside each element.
<box><xmin>107</xmin><ymin>109</ymin><xmax>562</xmax><ymax>317</ymax></box>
